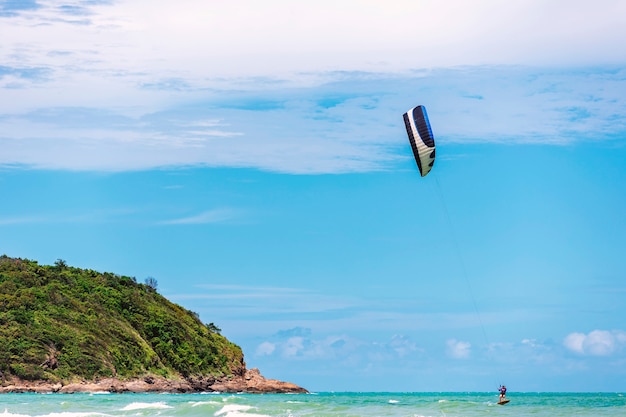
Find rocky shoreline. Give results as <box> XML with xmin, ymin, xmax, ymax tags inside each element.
<box><xmin>0</xmin><ymin>368</ymin><xmax>308</xmax><ymax>394</ymax></box>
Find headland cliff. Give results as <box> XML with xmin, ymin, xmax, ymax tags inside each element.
<box><xmin>0</xmin><ymin>256</ymin><xmax>306</xmax><ymax>393</ymax></box>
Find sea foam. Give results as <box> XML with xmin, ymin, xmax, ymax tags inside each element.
<box><xmin>121</xmin><ymin>402</ymin><xmax>173</xmax><ymax>411</ymax></box>
<box><xmin>2</xmin><ymin>412</ymin><xmax>106</xmax><ymax>417</ymax></box>
<box><xmin>214</xmin><ymin>404</ymin><xmax>270</xmax><ymax>417</ymax></box>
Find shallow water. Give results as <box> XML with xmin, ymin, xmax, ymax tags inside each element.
<box><xmin>1</xmin><ymin>392</ymin><xmax>625</xmax><ymax>417</ymax></box>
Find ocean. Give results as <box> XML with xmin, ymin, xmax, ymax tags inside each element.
<box><xmin>1</xmin><ymin>392</ymin><xmax>625</xmax><ymax>417</ymax></box>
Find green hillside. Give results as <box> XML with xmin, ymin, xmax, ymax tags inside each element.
<box><xmin>0</xmin><ymin>255</ymin><xmax>245</xmax><ymax>383</ymax></box>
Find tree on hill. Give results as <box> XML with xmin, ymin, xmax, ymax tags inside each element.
<box><xmin>144</xmin><ymin>277</ymin><xmax>158</xmax><ymax>291</ymax></box>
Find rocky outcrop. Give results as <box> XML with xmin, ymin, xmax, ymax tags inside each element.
<box><xmin>0</xmin><ymin>257</ymin><xmax>307</xmax><ymax>395</ymax></box>
<box><xmin>205</xmin><ymin>368</ymin><xmax>306</xmax><ymax>394</ymax></box>
<box><xmin>0</xmin><ymin>369</ymin><xmax>307</xmax><ymax>394</ymax></box>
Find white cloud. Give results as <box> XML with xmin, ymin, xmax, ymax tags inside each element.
<box><xmin>0</xmin><ymin>215</ymin><xmax>47</xmax><ymax>225</ymax></box>
<box><xmin>446</xmin><ymin>338</ymin><xmax>471</xmax><ymax>359</ymax></box>
<box><xmin>0</xmin><ymin>207</ymin><xmax>140</xmax><ymax>225</ymax></box>
<box><xmin>2</xmin><ymin>2</ymin><xmax>626</xmax><ymax>173</ymax></box>
<box><xmin>160</xmin><ymin>208</ymin><xmax>240</xmax><ymax>225</ymax></box>
<box><xmin>282</xmin><ymin>337</ymin><xmax>306</xmax><ymax>357</ymax></box>
<box><xmin>2</xmin><ymin>67</ymin><xmax>626</xmax><ymax>174</ymax></box>
<box><xmin>563</xmin><ymin>330</ymin><xmax>626</xmax><ymax>356</ymax></box>
<box><xmin>169</xmin><ymin>285</ymin><xmax>361</xmax><ymax>318</ymax></box>
<box><xmin>253</xmin><ymin>328</ymin><xmax>424</xmax><ymax>366</ymax></box>
<box><xmin>4</xmin><ymin>0</ymin><xmax>625</xmax><ymax>79</ymax></box>
<box><xmin>389</xmin><ymin>334</ymin><xmax>418</xmax><ymax>358</ymax></box>
<box><xmin>255</xmin><ymin>341</ymin><xmax>276</xmax><ymax>356</ymax></box>
<box><xmin>563</xmin><ymin>333</ymin><xmax>586</xmax><ymax>354</ymax></box>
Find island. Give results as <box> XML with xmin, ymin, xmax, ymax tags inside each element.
<box><xmin>0</xmin><ymin>255</ymin><xmax>307</xmax><ymax>394</ymax></box>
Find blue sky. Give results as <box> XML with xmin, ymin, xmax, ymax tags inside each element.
<box><xmin>1</xmin><ymin>0</ymin><xmax>626</xmax><ymax>392</ymax></box>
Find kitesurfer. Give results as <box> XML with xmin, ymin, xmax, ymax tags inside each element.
<box><xmin>498</xmin><ymin>385</ymin><xmax>507</xmax><ymax>401</ymax></box>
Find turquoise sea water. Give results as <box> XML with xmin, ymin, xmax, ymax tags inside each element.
<box><xmin>1</xmin><ymin>392</ymin><xmax>625</xmax><ymax>417</ymax></box>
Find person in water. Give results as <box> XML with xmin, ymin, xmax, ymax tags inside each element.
<box><xmin>499</xmin><ymin>385</ymin><xmax>507</xmax><ymax>401</ymax></box>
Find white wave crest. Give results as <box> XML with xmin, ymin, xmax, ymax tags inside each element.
<box><xmin>214</xmin><ymin>404</ymin><xmax>270</xmax><ymax>417</ymax></box>
<box><xmin>1</xmin><ymin>410</ymin><xmax>31</xmax><ymax>417</ymax></box>
<box><xmin>2</xmin><ymin>412</ymin><xmax>107</xmax><ymax>417</ymax></box>
<box><xmin>121</xmin><ymin>402</ymin><xmax>173</xmax><ymax>411</ymax></box>
<box><xmin>190</xmin><ymin>401</ymin><xmax>221</xmax><ymax>407</ymax></box>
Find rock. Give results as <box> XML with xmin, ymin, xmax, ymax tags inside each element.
<box><xmin>0</xmin><ymin>369</ymin><xmax>308</xmax><ymax>394</ymax></box>
<box><xmin>204</xmin><ymin>368</ymin><xmax>307</xmax><ymax>394</ymax></box>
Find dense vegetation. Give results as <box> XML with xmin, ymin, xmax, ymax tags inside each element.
<box><xmin>0</xmin><ymin>255</ymin><xmax>245</xmax><ymax>383</ymax></box>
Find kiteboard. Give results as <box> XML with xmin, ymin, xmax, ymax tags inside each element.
<box><xmin>497</xmin><ymin>399</ymin><xmax>510</xmax><ymax>405</ymax></box>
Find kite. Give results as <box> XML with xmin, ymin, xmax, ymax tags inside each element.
<box><xmin>403</xmin><ymin>105</ymin><xmax>435</xmax><ymax>177</ymax></box>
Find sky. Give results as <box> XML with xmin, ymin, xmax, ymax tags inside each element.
<box><xmin>1</xmin><ymin>0</ymin><xmax>626</xmax><ymax>393</ymax></box>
